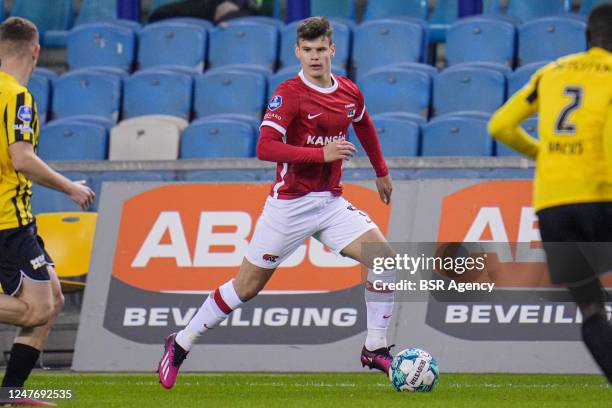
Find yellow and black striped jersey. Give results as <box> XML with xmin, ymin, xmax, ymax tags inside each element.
<box><xmin>0</xmin><ymin>71</ymin><xmax>39</xmax><ymax>230</ymax></box>
<box><xmin>489</xmin><ymin>47</ymin><xmax>612</xmax><ymax>211</ymax></box>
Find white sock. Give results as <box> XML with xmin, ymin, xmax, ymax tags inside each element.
<box><xmin>364</xmin><ymin>268</ymin><xmax>395</xmax><ymax>351</ymax></box>
<box><xmin>175</xmin><ymin>279</ymin><xmax>243</xmax><ymax>351</ymax></box>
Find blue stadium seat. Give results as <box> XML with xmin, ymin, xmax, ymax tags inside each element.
<box><xmin>353</xmin><ymin>19</ymin><xmax>425</xmax><ymax>79</ymax></box>
<box><xmin>138</xmin><ymin>21</ymin><xmax>207</xmax><ymax>71</ymax></box>
<box><xmin>311</xmin><ymin>0</ymin><xmax>357</xmax><ymax>20</ymax></box>
<box><xmin>180</xmin><ymin>118</ymin><xmax>256</xmax><ymax>158</ymax></box>
<box><xmin>0</xmin><ymin>0</ymin><xmax>4</xmax><ymax>21</ymax></box>
<box><xmin>579</xmin><ymin>0</ymin><xmax>612</xmax><ymax>15</ymax></box>
<box><xmin>458</xmin><ymin>61</ymin><xmax>512</xmax><ymax>76</ymax></box>
<box><xmin>508</xmin><ymin>62</ymin><xmax>547</xmax><ymax>96</ymax></box>
<box><xmin>27</xmin><ymin>74</ymin><xmax>50</xmax><ymax>124</ymax></box>
<box><xmin>267</xmin><ymin>65</ymin><xmax>347</xmax><ymax>99</ymax></box>
<box><xmin>443</xmin><ymin>110</ymin><xmax>491</xmax><ymax>121</ymax></box>
<box><xmin>84</xmin><ymin>66</ymin><xmax>130</xmax><ymax>78</ymax></box>
<box><xmin>38</xmin><ymin>121</ymin><xmax>108</xmax><ymax>161</ymax></box>
<box><xmin>104</xmin><ymin>19</ymin><xmax>141</xmax><ymax>31</ymax></box>
<box><xmin>422</xmin><ymin>114</ymin><xmax>493</xmax><ymax>156</ymax></box>
<box><xmin>518</xmin><ymin>17</ymin><xmax>587</xmax><ymax>66</ymax></box>
<box><xmin>280</xmin><ymin>19</ymin><xmax>351</xmax><ymax>69</ymax></box>
<box><xmin>161</xmin><ymin>17</ymin><xmax>213</xmax><ymax>31</ymax></box>
<box><xmin>373</xmin><ymin>112</ymin><xmax>427</xmax><ymax>127</ymax></box>
<box><xmin>52</xmin><ymin>70</ymin><xmax>122</xmax><ymax>122</ymax></box>
<box><xmin>208</xmin><ymin>21</ymin><xmax>278</xmax><ymax>70</ymax></box>
<box><xmin>183</xmin><ymin>170</ymin><xmax>259</xmax><ymax>182</ymax></box>
<box><xmin>202</xmin><ymin>114</ymin><xmax>260</xmax><ymax>132</ymax></box>
<box><xmin>11</xmin><ymin>0</ymin><xmax>73</xmax><ymax>47</ymax></box>
<box><xmin>123</xmin><ymin>70</ymin><xmax>193</xmax><ymax>119</ymax></box>
<box><xmin>433</xmin><ymin>64</ymin><xmax>506</xmax><ymax>116</ymax></box>
<box><xmin>53</xmin><ymin>114</ymin><xmax>114</xmax><ymax>131</ymax></box>
<box><xmin>67</xmin><ymin>23</ymin><xmax>136</xmax><ymax>71</ymax></box>
<box><xmin>446</xmin><ymin>17</ymin><xmax>516</xmax><ymax>66</ymax></box>
<box><xmin>350</xmin><ymin>116</ymin><xmax>420</xmax><ymax>157</ymax></box>
<box><xmin>148</xmin><ymin>65</ymin><xmax>201</xmax><ymax>76</ymax></box>
<box><xmin>359</xmin><ymin>67</ymin><xmax>432</xmax><ymax>117</ymax></box>
<box><xmin>429</xmin><ymin>0</ymin><xmax>459</xmax><ymax>42</ymax></box>
<box><xmin>496</xmin><ymin>117</ymin><xmax>538</xmax><ymax>156</ymax></box>
<box><xmin>76</xmin><ymin>0</ymin><xmax>118</xmax><ymax>25</ymax></box>
<box><xmin>33</xmin><ymin>68</ymin><xmax>58</xmax><ymax>81</ymax></box>
<box><xmin>194</xmin><ymin>70</ymin><xmax>266</xmax><ymax>120</ymax></box>
<box><xmin>506</xmin><ymin>0</ymin><xmax>571</xmax><ymax>23</ymax></box>
<box><xmin>31</xmin><ymin>172</ymin><xmax>90</xmax><ymax>214</ymax></box>
<box><xmin>205</xmin><ymin>63</ymin><xmax>273</xmax><ymax>78</ymax></box>
<box><xmin>384</xmin><ymin>62</ymin><xmax>438</xmax><ymax>76</ymax></box>
<box><xmin>231</xmin><ymin>16</ymin><xmax>284</xmax><ymax>29</ymax></box>
<box><xmin>363</xmin><ymin>0</ymin><xmax>428</xmax><ymax>20</ymax></box>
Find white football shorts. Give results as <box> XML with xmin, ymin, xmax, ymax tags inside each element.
<box><xmin>246</xmin><ymin>192</ymin><xmax>378</xmax><ymax>269</ymax></box>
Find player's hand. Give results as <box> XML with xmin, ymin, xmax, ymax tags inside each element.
<box><xmin>323</xmin><ymin>141</ymin><xmax>357</xmax><ymax>162</ymax></box>
<box><xmin>67</xmin><ymin>180</ymin><xmax>95</xmax><ymax>210</ymax></box>
<box><xmin>376</xmin><ymin>174</ymin><xmax>392</xmax><ymax>205</ymax></box>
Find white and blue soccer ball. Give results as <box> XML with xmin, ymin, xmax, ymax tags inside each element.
<box><xmin>389</xmin><ymin>347</ymin><xmax>439</xmax><ymax>392</ymax></box>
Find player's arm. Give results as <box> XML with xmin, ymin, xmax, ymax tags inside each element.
<box><xmin>352</xmin><ymin>94</ymin><xmax>392</xmax><ymax>204</ymax></box>
<box><xmin>488</xmin><ymin>74</ymin><xmax>541</xmax><ymax>160</ymax></box>
<box><xmin>257</xmin><ymin>126</ymin><xmax>357</xmax><ymax>163</ymax></box>
<box><xmin>603</xmin><ymin>104</ymin><xmax>612</xmax><ymax>167</ymax></box>
<box><xmin>257</xmin><ymin>126</ymin><xmax>324</xmax><ymax>163</ymax></box>
<box><xmin>5</xmin><ymin>93</ymin><xmax>95</xmax><ymax>210</ymax></box>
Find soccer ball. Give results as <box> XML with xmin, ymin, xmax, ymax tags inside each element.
<box><xmin>389</xmin><ymin>347</ymin><xmax>439</xmax><ymax>392</ymax></box>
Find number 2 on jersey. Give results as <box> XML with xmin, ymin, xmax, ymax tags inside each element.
<box><xmin>554</xmin><ymin>86</ymin><xmax>583</xmax><ymax>135</ymax></box>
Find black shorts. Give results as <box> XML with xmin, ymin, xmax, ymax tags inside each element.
<box><xmin>0</xmin><ymin>222</ymin><xmax>53</xmax><ymax>296</ymax></box>
<box><xmin>537</xmin><ymin>202</ymin><xmax>612</xmax><ymax>286</ymax></box>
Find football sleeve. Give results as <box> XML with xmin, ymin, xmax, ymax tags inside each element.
<box><xmin>352</xmin><ymin>110</ymin><xmax>389</xmax><ymax>177</ymax></box>
<box><xmin>257</xmin><ymin>126</ymin><xmax>324</xmax><ymax>163</ymax></box>
<box><xmin>488</xmin><ymin>70</ymin><xmax>542</xmax><ymax>160</ymax></box>
<box><xmin>4</xmin><ymin>91</ymin><xmax>35</xmax><ymax>145</ymax></box>
<box><xmin>260</xmin><ymin>84</ymin><xmax>298</xmax><ymax>136</ymax></box>
<box><xmin>352</xmin><ymin>87</ymin><xmax>367</xmax><ymax>123</ymax></box>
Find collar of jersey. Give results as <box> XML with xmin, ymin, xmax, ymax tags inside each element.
<box><xmin>589</xmin><ymin>47</ymin><xmax>612</xmax><ymax>58</ymax></box>
<box><xmin>0</xmin><ymin>71</ymin><xmax>18</xmax><ymax>84</ymax></box>
<box><xmin>298</xmin><ymin>70</ymin><xmax>338</xmax><ymax>94</ymax></box>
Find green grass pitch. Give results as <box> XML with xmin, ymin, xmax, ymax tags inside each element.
<box><xmin>20</xmin><ymin>371</ymin><xmax>610</xmax><ymax>408</ymax></box>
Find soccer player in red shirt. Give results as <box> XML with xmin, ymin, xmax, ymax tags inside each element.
<box><xmin>158</xmin><ymin>17</ymin><xmax>397</xmax><ymax>388</ymax></box>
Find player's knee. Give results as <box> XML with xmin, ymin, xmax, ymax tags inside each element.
<box><xmin>31</xmin><ymin>299</ymin><xmax>54</xmax><ymax>327</ymax></box>
<box><xmin>19</xmin><ymin>301</ymin><xmax>51</xmax><ymax>327</ymax></box>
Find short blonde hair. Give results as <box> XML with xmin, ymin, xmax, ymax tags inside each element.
<box><xmin>0</xmin><ymin>17</ymin><xmax>39</xmax><ymax>56</ymax></box>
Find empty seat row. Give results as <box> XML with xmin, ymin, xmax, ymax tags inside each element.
<box><xmin>7</xmin><ymin>0</ymin><xmax>607</xmax><ymax>49</ymax></box>
<box><xmin>350</xmin><ymin>112</ymin><xmax>538</xmax><ymax>157</ymax></box>
<box><xmin>319</xmin><ymin>0</ymin><xmax>607</xmax><ymax>22</ymax></box>
<box><xmin>446</xmin><ymin>15</ymin><xmax>587</xmax><ymax>67</ymax></box>
<box><xmin>28</xmin><ymin>62</ymin><xmax>547</xmax><ymax>129</ymax></box>
<box><xmin>62</xmin><ymin>15</ymin><xmax>585</xmax><ymax>82</ymax></box>
<box><xmin>38</xmin><ymin>115</ymin><xmax>258</xmax><ymax>162</ymax></box>
<box><xmin>360</xmin><ymin>62</ymin><xmax>545</xmax><ymax>117</ymax></box>
<box><xmin>38</xmin><ymin>111</ymin><xmax>539</xmax><ymax>163</ymax></box>
<box><xmin>28</xmin><ymin>66</ymin><xmax>271</xmax><ymax>125</ymax></box>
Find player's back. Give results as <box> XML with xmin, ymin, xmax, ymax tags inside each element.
<box><xmin>0</xmin><ymin>71</ymin><xmax>38</xmax><ymax>229</ymax></box>
<box><xmin>531</xmin><ymin>47</ymin><xmax>612</xmax><ymax>210</ymax></box>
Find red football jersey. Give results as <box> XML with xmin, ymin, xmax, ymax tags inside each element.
<box><xmin>260</xmin><ymin>70</ymin><xmax>367</xmax><ymax>199</ymax></box>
